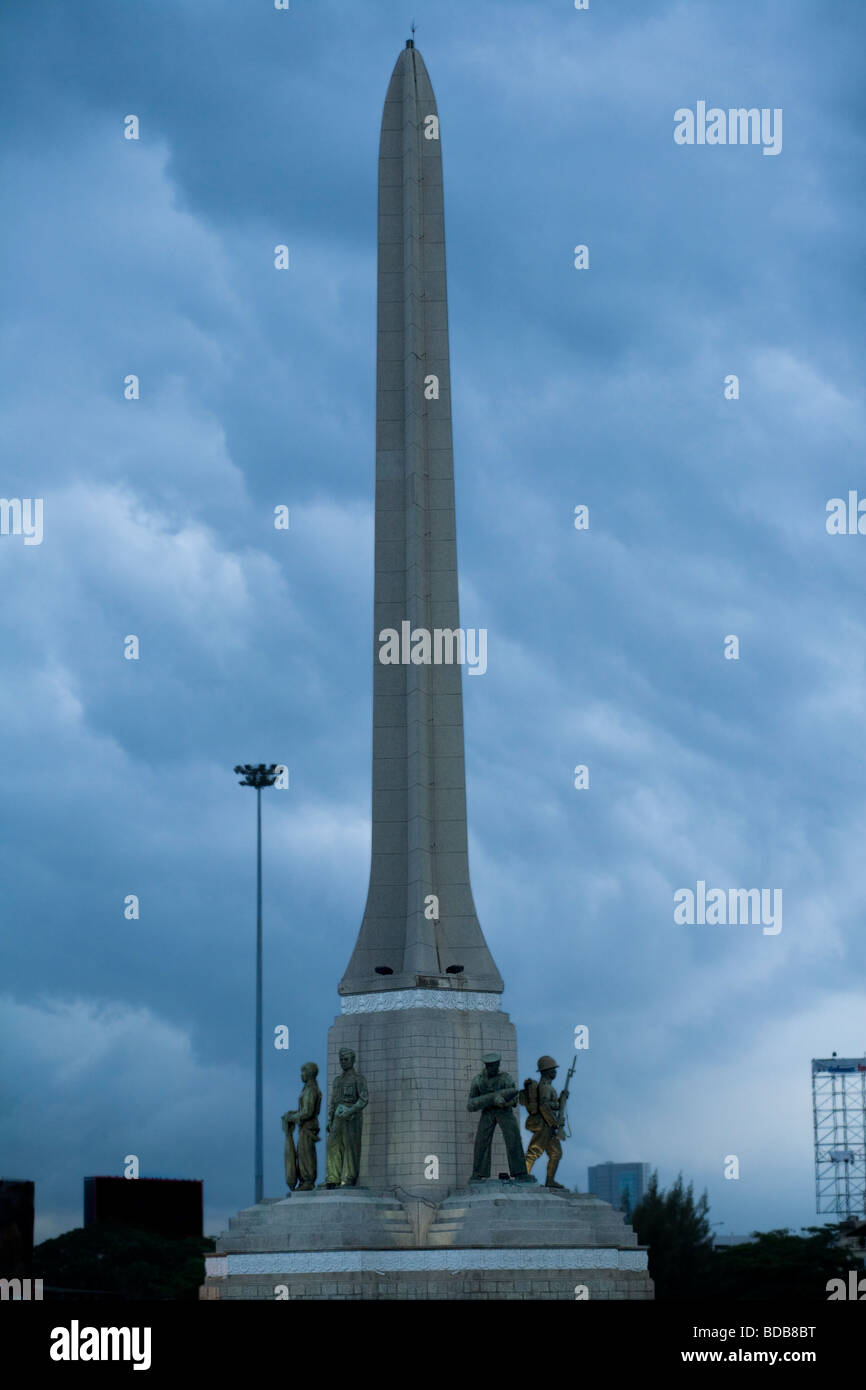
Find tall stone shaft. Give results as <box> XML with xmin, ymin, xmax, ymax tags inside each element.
<box><xmin>329</xmin><ymin>43</ymin><xmax>515</xmax><ymax>1195</ymax></box>
<box><xmin>340</xmin><ymin>40</ymin><xmax>502</xmax><ymax>997</ymax></box>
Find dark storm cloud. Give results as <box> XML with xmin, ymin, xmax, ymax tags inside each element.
<box><xmin>1</xmin><ymin>0</ymin><xmax>864</xmax><ymax>1238</ymax></box>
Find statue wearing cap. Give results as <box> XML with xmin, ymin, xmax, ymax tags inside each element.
<box><xmin>467</xmin><ymin>1051</ymin><xmax>533</xmax><ymax>1182</ymax></box>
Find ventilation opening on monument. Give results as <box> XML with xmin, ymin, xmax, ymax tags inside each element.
<box><xmin>374</xmin><ymin>966</ymin><xmax>394</xmax><ymax>975</ymax></box>
<box><xmin>445</xmin><ymin>964</ymin><xmax>465</xmax><ymax>974</ymax></box>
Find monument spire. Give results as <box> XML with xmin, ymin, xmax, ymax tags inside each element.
<box><xmin>339</xmin><ymin>45</ymin><xmax>503</xmax><ymax>996</ymax></box>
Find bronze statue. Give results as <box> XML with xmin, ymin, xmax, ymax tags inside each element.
<box><xmin>282</xmin><ymin>1061</ymin><xmax>322</xmax><ymax>1192</ymax></box>
<box><xmin>467</xmin><ymin>1051</ymin><xmax>533</xmax><ymax>1182</ymax></box>
<box><xmin>325</xmin><ymin>1047</ymin><xmax>368</xmax><ymax>1187</ymax></box>
<box><xmin>520</xmin><ymin>1053</ymin><xmax>574</xmax><ymax>1189</ymax></box>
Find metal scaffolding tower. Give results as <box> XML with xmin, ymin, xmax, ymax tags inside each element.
<box><xmin>812</xmin><ymin>1056</ymin><xmax>866</xmax><ymax>1218</ymax></box>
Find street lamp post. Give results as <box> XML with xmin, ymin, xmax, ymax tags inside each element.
<box><xmin>234</xmin><ymin>763</ymin><xmax>279</xmax><ymax>1205</ymax></box>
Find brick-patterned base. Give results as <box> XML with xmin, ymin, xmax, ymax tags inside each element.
<box><xmin>328</xmin><ymin>1005</ymin><xmax>519</xmax><ymax>1192</ymax></box>
<box><xmin>201</xmin><ymin>1269</ymin><xmax>653</xmax><ymax>1300</ymax></box>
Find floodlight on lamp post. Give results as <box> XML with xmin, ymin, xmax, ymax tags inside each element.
<box><xmin>234</xmin><ymin>763</ymin><xmax>279</xmax><ymax>1205</ymax></box>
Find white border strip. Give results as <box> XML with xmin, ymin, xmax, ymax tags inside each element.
<box><xmin>206</xmin><ymin>1248</ymin><xmax>647</xmax><ymax>1276</ymax></box>
<box><xmin>340</xmin><ymin>990</ymin><xmax>502</xmax><ymax>1013</ymax></box>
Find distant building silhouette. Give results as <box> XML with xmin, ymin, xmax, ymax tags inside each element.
<box><xmin>0</xmin><ymin>1180</ymin><xmax>34</xmax><ymax>1279</ymax></box>
<box><xmin>588</xmin><ymin>1162</ymin><xmax>650</xmax><ymax>1212</ymax></box>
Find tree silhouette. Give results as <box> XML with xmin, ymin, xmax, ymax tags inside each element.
<box><xmin>34</xmin><ymin>1223</ymin><xmax>214</xmax><ymax>1301</ymax></box>
<box><xmin>631</xmin><ymin>1170</ymin><xmax>712</xmax><ymax>1299</ymax></box>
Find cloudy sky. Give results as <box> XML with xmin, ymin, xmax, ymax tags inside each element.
<box><xmin>2</xmin><ymin>0</ymin><xmax>864</xmax><ymax>1244</ymax></box>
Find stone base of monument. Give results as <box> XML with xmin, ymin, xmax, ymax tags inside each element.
<box><xmin>200</xmin><ymin>1185</ymin><xmax>653</xmax><ymax>1300</ymax></box>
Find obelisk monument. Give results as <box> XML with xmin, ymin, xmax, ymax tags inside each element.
<box><xmin>203</xmin><ymin>41</ymin><xmax>653</xmax><ymax>1301</ymax></box>
<box><xmin>328</xmin><ymin>40</ymin><xmax>517</xmax><ymax>1193</ymax></box>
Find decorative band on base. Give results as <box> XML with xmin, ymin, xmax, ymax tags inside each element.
<box><xmin>340</xmin><ymin>990</ymin><xmax>502</xmax><ymax>1014</ymax></box>
<box><xmin>206</xmin><ymin>1248</ymin><xmax>648</xmax><ymax>1277</ymax></box>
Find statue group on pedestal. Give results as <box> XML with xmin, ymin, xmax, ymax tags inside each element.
<box><xmin>282</xmin><ymin>1047</ymin><xmax>368</xmax><ymax>1193</ymax></box>
<box><xmin>469</xmin><ymin>1051</ymin><xmax>574</xmax><ymax>1189</ymax></box>
<box><xmin>281</xmin><ymin>1046</ymin><xmax>573</xmax><ymax>1193</ymax></box>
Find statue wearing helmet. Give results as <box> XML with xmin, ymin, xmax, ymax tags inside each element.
<box><xmin>519</xmin><ymin>1054</ymin><xmax>571</xmax><ymax>1189</ymax></box>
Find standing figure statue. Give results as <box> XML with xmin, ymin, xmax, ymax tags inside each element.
<box><xmin>325</xmin><ymin>1047</ymin><xmax>369</xmax><ymax>1188</ymax></box>
<box><xmin>520</xmin><ymin>1054</ymin><xmax>573</xmax><ymax>1190</ymax></box>
<box><xmin>281</xmin><ymin>1061</ymin><xmax>322</xmax><ymax>1192</ymax></box>
<box><xmin>467</xmin><ymin>1051</ymin><xmax>533</xmax><ymax>1182</ymax></box>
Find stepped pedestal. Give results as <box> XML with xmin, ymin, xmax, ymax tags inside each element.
<box><xmin>201</xmin><ymin>1186</ymin><xmax>653</xmax><ymax>1300</ymax></box>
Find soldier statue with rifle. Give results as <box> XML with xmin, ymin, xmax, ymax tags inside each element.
<box><xmin>519</xmin><ymin>1053</ymin><xmax>576</xmax><ymax>1189</ymax></box>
